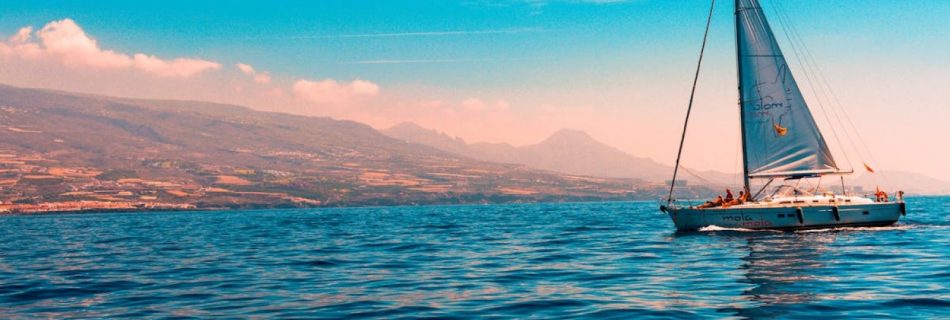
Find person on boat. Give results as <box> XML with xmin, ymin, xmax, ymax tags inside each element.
<box><xmin>722</xmin><ymin>190</ymin><xmax>746</xmax><ymax>208</ymax></box>
<box><xmin>724</xmin><ymin>189</ymin><xmax>734</xmax><ymax>203</ymax></box>
<box><xmin>698</xmin><ymin>195</ymin><xmax>724</xmax><ymax>209</ymax></box>
<box><xmin>875</xmin><ymin>187</ymin><xmax>889</xmax><ymax>202</ymax></box>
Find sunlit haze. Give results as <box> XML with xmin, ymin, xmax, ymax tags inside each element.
<box><xmin>2</xmin><ymin>0</ymin><xmax>948</xmax><ymax>180</ymax></box>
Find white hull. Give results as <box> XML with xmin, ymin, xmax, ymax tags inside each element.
<box><xmin>665</xmin><ymin>200</ymin><xmax>904</xmax><ymax>231</ymax></box>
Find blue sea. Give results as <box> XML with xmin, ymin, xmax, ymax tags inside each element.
<box><xmin>1</xmin><ymin>197</ymin><xmax>948</xmax><ymax>319</ymax></box>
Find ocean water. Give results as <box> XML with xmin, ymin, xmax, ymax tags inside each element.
<box><xmin>1</xmin><ymin>197</ymin><xmax>948</xmax><ymax>319</ymax></box>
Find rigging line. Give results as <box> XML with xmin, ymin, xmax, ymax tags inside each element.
<box><xmin>772</xmin><ymin>0</ymin><xmax>890</xmax><ymax>186</ymax></box>
<box><xmin>772</xmin><ymin>0</ymin><xmax>865</xmax><ymax>169</ymax></box>
<box><xmin>772</xmin><ymin>0</ymin><xmax>885</xmax><ymax>174</ymax></box>
<box><xmin>771</xmin><ymin>2</ymin><xmax>869</xmax><ymax>190</ymax></box>
<box><xmin>770</xmin><ymin>1</ymin><xmax>850</xmax><ymax>170</ymax></box>
<box><xmin>769</xmin><ymin>0</ymin><xmax>853</xmax><ymax>171</ymax></box>
<box><xmin>680</xmin><ymin>166</ymin><xmax>731</xmax><ymax>189</ymax></box>
<box><xmin>667</xmin><ymin>0</ymin><xmax>716</xmax><ymax>205</ymax></box>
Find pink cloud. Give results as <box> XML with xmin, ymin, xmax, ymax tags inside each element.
<box><xmin>0</xmin><ymin>18</ymin><xmax>220</xmax><ymax>77</ymax></box>
<box><xmin>461</xmin><ymin>98</ymin><xmax>486</xmax><ymax>111</ymax></box>
<box><xmin>1</xmin><ymin>27</ymin><xmax>43</xmax><ymax>59</ymax></box>
<box><xmin>236</xmin><ymin>63</ymin><xmax>254</xmax><ymax>74</ymax></box>
<box><xmin>133</xmin><ymin>54</ymin><xmax>221</xmax><ymax>77</ymax></box>
<box><xmin>10</xmin><ymin>27</ymin><xmax>32</xmax><ymax>44</ymax></box>
<box><xmin>292</xmin><ymin>78</ymin><xmax>379</xmax><ymax>105</ymax></box>
<box><xmin>236</xmin><ymin>62</ymin><xmax>271</xmax><ymax>84</ymax></box>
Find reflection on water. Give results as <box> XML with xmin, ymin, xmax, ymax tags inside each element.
<box><xmin>0</xmin><ymin>197</ymin><xmax>947</xmax><ymax>319</ymax></box>
<box><xmin>734</xmin><ymin>233</ymin><xmax>836</xmax><ymax>318</ymax></box>
<box><xmin>743</xmin><ymin>234</ymin><xmax>832</xmax><ymax>303</ymax></box>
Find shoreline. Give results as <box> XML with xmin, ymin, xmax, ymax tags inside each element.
<box><xmin>0</xmin><ymin>198</ymin><xmax>655</xmax><ymax>216</ymax></box>
<box><xmin>3</xmin><ymin>195</ymin><xmax>944</xmax><ymax>216</ymax></box>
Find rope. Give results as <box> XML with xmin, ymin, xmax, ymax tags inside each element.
<box><xmin>771</xmin><ymin>0</ymin><xmax>890</xmax><ymax>187</ymax></box>
<box><xmin>667</xmin><ymin>0</ymin><xmax>717</xmax><ymax>205</ymax></box>
<box><xmin>680</xmin><ymin>165</ymin><xmax>733</xmax><ymax>189</ymax></box>
<box><xmin>769</xmin><ymin>0</ymin><xmax>853</xmax><ymax>172</ymax></box>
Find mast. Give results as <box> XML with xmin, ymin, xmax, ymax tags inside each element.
<box><xmin>735</xmin><ymin>0</ymin><xmax>752</xmax><ymax>196</ymax></box>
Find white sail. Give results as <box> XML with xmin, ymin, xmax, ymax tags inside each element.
<box><xmin>737</xmin><ymin>0</ymin><xmax>838</xmax><ymax>177</ymax></box>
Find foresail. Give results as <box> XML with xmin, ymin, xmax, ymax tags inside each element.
<box><xmin>737</xmin><ymin>0</ymin><xmax>837</xmax><ymax>177</ymax></box>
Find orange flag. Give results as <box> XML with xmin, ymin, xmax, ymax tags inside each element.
<box><xmin>772</xmin><ymin>122</ymin><xmax>788</xmax><ymax>137</ymax></box>
<box><xmin>864</xmin><ymin>163</ymin><xmax>875</xmax><ymax>173</ymax></box>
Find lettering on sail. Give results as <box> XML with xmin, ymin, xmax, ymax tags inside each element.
<box><xmin>748</xmin><ymin>64</ymin><xmax>793</xmax><ymax>122</ymax></box>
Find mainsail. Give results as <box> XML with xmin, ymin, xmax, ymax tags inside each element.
<box><xmin>736</xmin><ymin>0</ymin><xmax>838</xmax><ymax>177</ymax></box>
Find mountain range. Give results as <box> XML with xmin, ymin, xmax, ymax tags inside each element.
<box><xmin>1</xmin><ymin>84</ymin><xmax>712</xmax><ymax>209</ymax></box>
<box><xmin>383</xmin><ymin>122</ymin><xmax>950</xmax><ymax>195</ymax></box>
<box><xmin>0</xmin><ymin>83</ymin><xmax>944</xmax><ymax>212</ymax></box>
<box><xmin>384</xmin><ymin>122</ymin><xmax>674</xmax><ymax>180</ymax></box>
<box><xmin>383</xmin><ymin>122</ymin><xmax>743</xmax><ymax>185</ymax></box>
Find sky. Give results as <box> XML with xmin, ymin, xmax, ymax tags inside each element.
<box><xmin>1</xmin><ymin>0</ymin><xmax>949</xmax><ymax>181</ymax></box>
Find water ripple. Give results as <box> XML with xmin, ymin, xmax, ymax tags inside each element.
<box><xmin>0</xmin><ymin>197</ymin><xmax>948</xmax><ymax>318</ymax></box>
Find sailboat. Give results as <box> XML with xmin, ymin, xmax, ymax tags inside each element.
<box><xmin>659</xmin><ymin>0</ymin><xmax>905</xmax><ymax>230</ymax></box>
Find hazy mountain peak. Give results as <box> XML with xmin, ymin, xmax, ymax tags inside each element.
<box><xmin>383</xmin><ymin>123</ymin><xmax>673</xmax><ymax>181</ymax></box>
<box><xmin>540</xmin><ymin>129</ymin><xmax>597</xmax><ymax>145</ymax></box>
<box><xmin>382</xmin><ymin>122</ymin><xmax>468</xmax><ymax>153</ymax></box>
<box><xmin>388</xmin><ymin>121</ymin><xmax>429</xmax><ymax>132</ymax></box>
<box><xmin>387</xmin><ymin>122</ymin><xmax>457</xmax><ymax>139</ymax></box>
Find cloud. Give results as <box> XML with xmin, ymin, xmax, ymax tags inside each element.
<box><xmin>0</xmin><ymin>18</ymin><xmax>220</xmax><ymax>77</ymax></box>
<box><xmin>1</xmin><ymin>27</ymin><xmax>42</xmax><ymax>59</ymax></box>
<box><xmin>292</xmin><ymin>79</ymin><xmax>380</xmax><ymax>105</ymax></box>
<box><xmin>236</xmin><ymin>62</ymin><xmax>272</xmax><ymax>84</ymax></box>
<box><xmin>132</xmin><ymin>54</ymin><xmax>221</xmax><ymax>77</ymax></box>
<box><xmin>236</xmin><ymin>63</ymin><xmax>254</xmax><ymax>74</ymax></box>
<box><xmin>462</xmin><ymin>98</ymin><xmax>487</xmax><ymax>111</ymax></box>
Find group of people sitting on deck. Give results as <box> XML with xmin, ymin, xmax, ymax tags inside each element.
<box><xmin>697</xmin><ymin>189</ymin><xmax>750</xmax><ymax>209</ymax></box>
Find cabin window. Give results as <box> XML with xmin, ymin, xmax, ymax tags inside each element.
<box><xmin>863</xmin><ymin>211</ymin><xmax>870</xmax><ymax>215</ymax></box>
<box><xmin>778</xmin><ymin>214</ymin><xmax>785</xmax><ymax>218</ymax></box>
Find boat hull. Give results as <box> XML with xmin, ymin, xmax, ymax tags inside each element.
<box><xmin>666</xmin><ymin>202</ymin><xmax>904</xmax><ymax>231</ymax></box>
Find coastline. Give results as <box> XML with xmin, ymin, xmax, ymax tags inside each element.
<box><xmin>0</xmin><ymin>196</ymin><xmax>657</xmax><ymax>215</ymax></box>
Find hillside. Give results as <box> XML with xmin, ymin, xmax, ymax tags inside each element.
<box><xmin>0</xmin><ymin>84</ymin><xmax>714</xmax><ymax>211</ymax></box>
